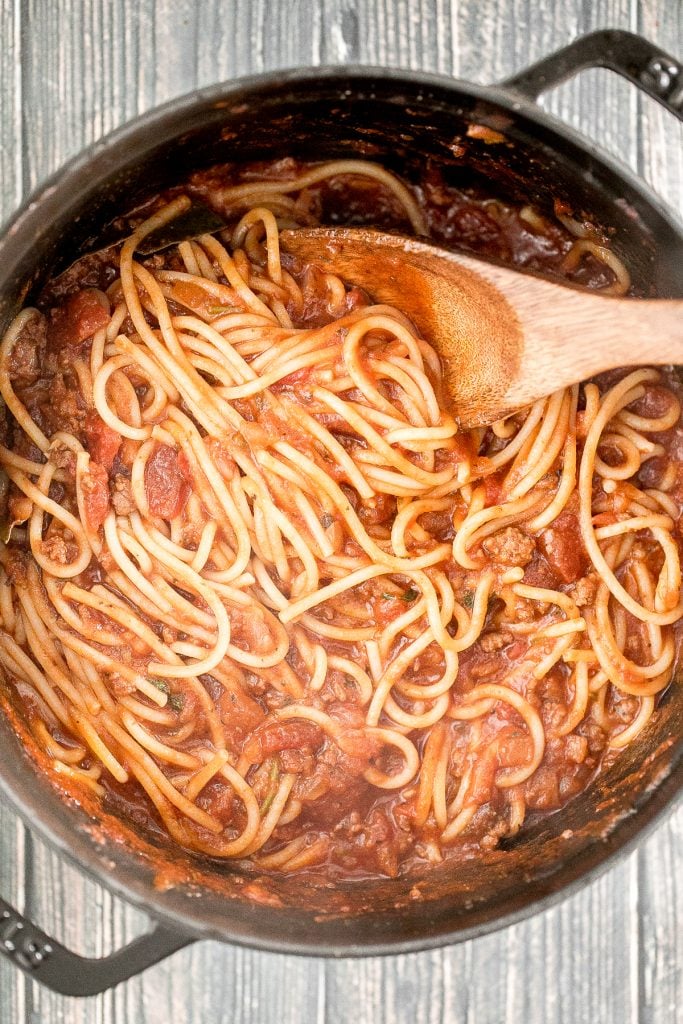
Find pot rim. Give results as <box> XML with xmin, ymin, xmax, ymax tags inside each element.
<box><xmin>1</xmin><ymin>63</ymin><xmax>682</xmax><ymax>268</ymax></box>
<box><xmin>0</xmin><ymin>62</ymin><xmax>681</xmax><ymax>956</ymax></box>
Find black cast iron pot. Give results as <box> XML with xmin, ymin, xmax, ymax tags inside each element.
<box><xmin>0</xmin><ymin>29</ymin><xmax>682</xmax><ymax>997</ymax></box>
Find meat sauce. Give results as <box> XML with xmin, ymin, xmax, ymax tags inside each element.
<box><xmin>189</xmin><ymin>159</ymin><xmax>620</xmax><ymax>292</ymax></box>
<box><xmin>4</xmin><ymin>160</ymin><xmax>681</xmax><ymax>880</ymax></box>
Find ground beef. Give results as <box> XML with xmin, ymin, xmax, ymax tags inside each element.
<box><xmin>482</xmin><ymin>526</ymin><xmax>535</xmax><ymax>566</ymax></box>
<box><xmin>48</xmin><ymin>440</ymin><xmax>76</xmax><ymax>473</ymax></box>
<box><xmin>280</xmin><ymin>749</ymin><xmax>315</xmax><ymax>774</ymax></box>
<box><xmin>111</xmin><ymin>474</ymin><xmax>135</xmax><ymax>515</ymax></box>
<box><xmin>7</xmin><ymin>492</ymin><xmax>32</xmax><ymax>525</ymax></box>
<box><xmin>570</xmin><ymin>574</ymin><xmax>599</xmax><ymax>607</ymax></box>
<box><xmin>41</xmin><ymin>531</ymin><xmax>76</xmax><ymax>565</ymax></box>
<box><xmin>8</xmin><ymin>314</ymin><xmax>47</xmax><ymax>387</ymax></box>
<box><xmin>38</xmin><ymin>248</ymin><xmax>120</xmax><ymax>306</ymax></box>
<box><xmin>524</xmin><ymin>766</ymin><xmax>562</xmax><ymax>811</ymax></box>
<box><xmin>565</xmin><ymin>734</ymin><xmax>589</xmax><ymax>764</ymax></box>
<box><xmin>37</xmin><ymin>376</ymin><xmax>86</xmax><ymax>437</ymax></box>
<box><xmin>480</xmin><ymin>630</ymin><xmax>514</xmax><ymax>653</ymax></box>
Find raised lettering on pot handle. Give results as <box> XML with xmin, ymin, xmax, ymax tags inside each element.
<box><xmin>502</xmin><ymin>29</ymin><xmax>683</xmax><ymax>122</ymax></box>
<box><xmin>0</xmin><ymin>895</ymin><xmax>192</xmax><ymax>996</ymax></box>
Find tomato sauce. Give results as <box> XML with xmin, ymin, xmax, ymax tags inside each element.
<box><xmin>4</xmin><ymin>160</ymin><xmax>680</xmax><ymax>881</ymax></box>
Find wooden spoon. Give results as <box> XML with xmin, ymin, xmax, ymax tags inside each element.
<box><xmin>279</xmin><ymin>227</ymin><xmax>683</xmax><ymax>427</ymax></box>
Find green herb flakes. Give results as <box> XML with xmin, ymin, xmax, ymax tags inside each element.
<box><xmin>382</xmin><ymin>587</ymin><xmax>419</xmax><ymax>603</ymax></box>
<box><xmin>149</xmin><ymin>678</ymin><xmax>184</xmax><ymax>712</ymax></box>
<box><xmin>260</xmin><ymin>761</ymin><xmax>280</xmax><ymax>814</ymax></box>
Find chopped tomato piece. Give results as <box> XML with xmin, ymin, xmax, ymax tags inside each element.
<box><xmin>538</xmin><ymin>511</ymin><xmax>587</xmax><ymax>584</ymax></box>
<box><xmin>84</xmin><ymin>411</ymin><xmax>121</xmax><ymax>471</ymax></box>
<box><xmin>48</xmin><ymin>289</ymin><xmax>110</xmax><ymax>348</ymax></box>
<box><xmin>483</xmin><ymin>472</ymin><xmax>504</xmax><ymax>504</ymax></box>
<box><xmin>145</xmin><ymin>444</ymin><xmax>190</xmax><ymax>519</ymax></box>
<box><xmin>81</xmin><ymin>462</ymin><xmax>110</xmax><ymax>532</ymax></box>
<box><xmin>243</xmin><ymin>720</ymin><xmax>323</xmax><ymax>763</ymax></box>
<box><xmin>217</xmin><ymin>684</ymin><xmax>266</xmax><ymax>750</ymax></box>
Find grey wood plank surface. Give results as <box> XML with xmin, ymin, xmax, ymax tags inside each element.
<box><xmin>0</xmin><ymin>1</ymin><xmax>681</xmax><ymax>1021</ymax></box>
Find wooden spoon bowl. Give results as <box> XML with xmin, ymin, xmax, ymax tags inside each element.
<box><xmin>280</xmin><ymin>227</ymin><xmax>683</xmax><ymax>427</ymax></box>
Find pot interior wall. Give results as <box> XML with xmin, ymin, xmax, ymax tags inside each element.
<box><xmin>0</xmin><ymin>72</ymin><xmax>681</xmax><ymax>950</ymax></box>
<box><xmin>3</xmin><ymin>73</ymin><xmax>683</xmax><ymax>321</ymax></box>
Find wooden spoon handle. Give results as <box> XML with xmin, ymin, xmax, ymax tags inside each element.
<box><xmin>484</xmin><ymin>276</ymin><xmax>683</xmax><ymax>410</ymax></box>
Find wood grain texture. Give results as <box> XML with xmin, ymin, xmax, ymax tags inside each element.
<box><xmin>0</xmin><ymin>1</ymin><xmax>681</xmax><ymax>1021</ymax></box>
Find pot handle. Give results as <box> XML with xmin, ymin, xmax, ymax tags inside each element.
<box><xmin>502</xmin><ymin>29</ymin><xmax>683</xmax><ymax>122</ymax></box>
<box><xmin>0</xmin><ymin>893</ymin><xmax>193</xmax><ymax>996</ymax></box>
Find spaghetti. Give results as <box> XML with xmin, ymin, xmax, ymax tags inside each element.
<box><xmin>0</xmin><ymin>160</ymin><xmax>680</xmax><ymax>877</ymax></box>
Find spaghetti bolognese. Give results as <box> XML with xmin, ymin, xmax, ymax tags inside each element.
<box><xmin>0</xmin><ymin>160</ymin><xmax>679</xmax><ymax>877</ymax></box>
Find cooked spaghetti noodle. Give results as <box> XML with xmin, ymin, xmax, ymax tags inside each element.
<box><xmin>0</xmin><ymin>160</ymin><xmax>680</xmax><ymax>877</ymax></box>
